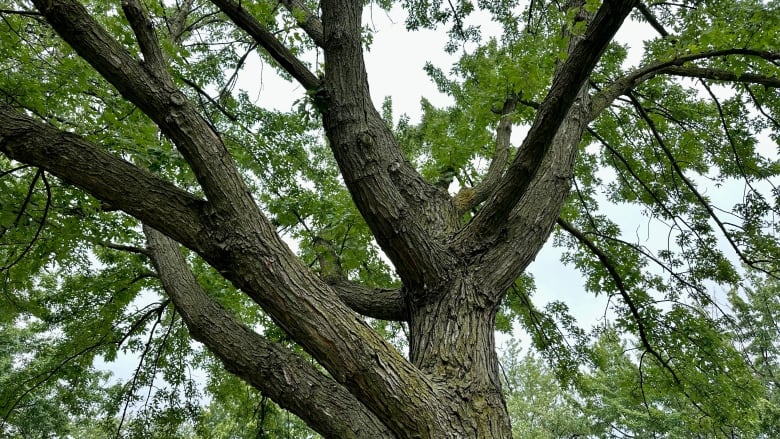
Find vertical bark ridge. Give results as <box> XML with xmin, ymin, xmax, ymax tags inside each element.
<box><xmin>408</xmin><ymin>274</ymin><xmax>512</xmax><ymax>438</ymax></box>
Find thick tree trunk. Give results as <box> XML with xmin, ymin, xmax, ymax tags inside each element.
<box><xmin>408</xmin><ymin>274</ymin><xmax>511</xmax><ymax>438</ymax></box>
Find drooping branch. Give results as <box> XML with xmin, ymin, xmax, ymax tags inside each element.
<box><xmin>556</xmin><ymin>218</ymin><xmax>682</xmax><ymax>384</ymax></box>
<box><xmin>457</xmin><ymin>0</ymin><xmax>637</xmax><ymax>248</ymax></box>
<box><xmin>454</xmin><ymin>96</ymin><xmax>517</xmax><ymax>215</ymax></box>
<box><xmin>627</xmin><ymin>93</ymin><xmax>778</xmax><ymax>275</ymax></box>
<box><xmin>209</xmin><ymin>0</ymin><xmax>320</xmax><ymax>90</ymax></box>
<box><xmin>591</xmin><ymin>49</ymin><xmax>780</xmax><ymax>119</ymax></box>
<box><xmin>143</xmin><ymin>226</ymin><xmax>395</xmax><ymax>439</ymax></box>
<box><xmin>0</xmin><ymin>168</ymin><xmax>50</xmax><ymax>273</ymax></box>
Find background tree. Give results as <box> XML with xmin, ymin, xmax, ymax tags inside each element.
<box><xmin>0</xmin><ymin>0</ymin><xmax>778</xmax><ymax>437</ymax></box>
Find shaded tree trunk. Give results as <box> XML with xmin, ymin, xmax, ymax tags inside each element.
<box><xmin>408</xmin><ymin>275</ymin><xmax>511</xmax><ymax>437</ymax></box>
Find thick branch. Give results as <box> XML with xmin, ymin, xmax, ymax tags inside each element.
<box><xmin>454</xmin><ymin>97</ymin><xmax>517</xmax><ymax>215</ymax></box>
<box><xmin>329</xmin><ymin>280</ymin><xmax>406</xmax><ymax>321</ymax></box>
<box><xmin>209</xmin><ymin>0</ymin><xmax>320</xmax><ymax>90</ymax></box>
<box><xmin>475</xmin><ymin>86</ymin><xmax>589</xmax><ymax>290</ymax></box>
<box><xmin>0</xmin><ymin>104</ymin><xmax>207</xmax><ymax>251</ymax></box>
<box><xmin>458</xmin><ymin>0</ymin><xmax>637</xmax><ymax>248</ymax></box>
<box><xmin>144</xmin><ymin>226</ymin><xmax>395</xmax><ymax>439</ymax></box>
<box><xmin>591</xmin><ymin>49</ymin><xmax>780</xmax><ymax>119</ymax></box>
<box><xmin>31</xmin><ymin>0</ymin><xmax>254</xmax><ymax>213</ymax></box>
<box><xmin>278</xmin><ymin>0</ymin><xmax>324</xmax><ymax>46</ymax></box>
<box><xmin>318</xmin><ymin>0</ymin><xmax>459</xmax><ymax>288</ymax></box>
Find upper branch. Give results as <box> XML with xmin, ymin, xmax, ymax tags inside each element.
<box><xmin>278</xmin><ymin>0</ymin><xmax>324</xmax><ymax>46</ymax></box>
<box><xmin>627</xmin><ymin>93</ymin><xmax>778</xmax><ymax>275</ymax></box>
<box><xmin>317</xmin><ymin>0</ymin><xmax>459</xmax><ymax>287</ymax></box>
<box><xmin>454</xmin><ymin>96</ymin><xmax>517</xmax><ymax>215</ymax></box>
<box><xmin>144</xmin><ymin>226</ymin><xmax>395</xmax><ymax>439</ymax></box>
<box><xmin>636</xmin><ymin>2</ymin><xmax>670</xmax><ymax>37</ymax></box>
<box><xmin>31</xmin><ymin>0</ymin><xmax>256</xmax><ymax>214</ymax></box>
<box><xmin>591</xmin><ymin>49</ymin><xmax>780</xmax><ymax>119</ymax></box>
<box><xmin>121</xmin><ymin>0</ymin><xmax>170</xmax><ymax>84</ymax></box>
<box><xmin>457</xmin><ymin>0</ymin><xmax>638</xmax><ymax>249</ymax></box>
<box><xmin>660</xmin><ymin>65</ymin><xmax>780</xmax><ymax>88</ymax></box>
<box><xmin>209</xmin><ymin>0</ymin><xmax>320</xmax><ymax>90</ymax></box>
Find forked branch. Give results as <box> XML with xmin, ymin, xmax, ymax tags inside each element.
<box><xmin>121</xmin><ymin>0</ymin><xmax>170</xmax><ymax>84</ymax></box>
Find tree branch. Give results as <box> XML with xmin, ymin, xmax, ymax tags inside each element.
<box><xmin>636</xmin><ymin>2</ymin><xmax>670</xmax><ymax>37</ymax></box>
<box><xmin>143</xmin><ymin>226</ymin><xmax>395</xmax><ymax>439</ymax></box>
<box><xmin>0</xmin><ymin>104</ymin><xmax>208</xmax><ymax>252</ymax></box>
<box><xmin>627</xmin><ymin>92</ymin><xmax>777</xmax><ymax>274</ymax></box>
<box><xmin>30</xmin><ymin>0</ymin><xmax>256</xmax><ymax>214</ymax></box>
<box><xmin>96</xmin><ymin>240</ymin><xmax>152</xmax><ymax>257</ymax></box>
<box><xmin>1</xmin><ymin>101</ymin><xmax>441</xmax><ymax>437</ymax></box>
<box><xmin>662</xmin><ymin>65</ymin><xmax>780</xmax><ymax>87</ymax></box>
<box><xmin>591</xmin><ymin>49</ymin><xmax>780</xmax><ymax>119</ymax></box>
<box><xmin>318</xmin><ymin>0</ymin><xmax>459</xmax><ymax>289</ymax></box>
<box><xmin>555</xmin><ymin>217</ymin><xmax>683</xmax><ymax>385</ymax></box>
<box><xmin>329</xmin><ymin>279</ymin><xmax>406</xmax><ymax>321</ymax></box>
<box><xmin>209</xmin><ymin>0</ymin><xmax>320</xmax><ymax>90</ymax></box>
<box><xmin>313</xmin><ymin>236</ymin><xmax>406</xmax><ymax>321</ymax></box>
<box><xmin>121</xmin><ymin>0</ymin><xmax>170</xmax><ymax>84</ymax></box>
<box><xmin>278</xmin><ymin>0</ymin><xmax>324</xmax><ymax>46</ymax></box>
<box><xmin>453</xmin><ymin>96</ymin><xmax>517</xmax><ymax>215</ymax></box>
<box><xmin>457</xmin><ymin>0</ymin><xmax>638</xmax><ymax>249</ymax></box>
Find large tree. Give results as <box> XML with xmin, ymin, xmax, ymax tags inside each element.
<box><xmin>0</xmin><ymin>0</ymin><xmax>778</xmax><ymax>436</ymax></box>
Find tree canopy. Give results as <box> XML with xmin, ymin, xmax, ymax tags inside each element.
<box><xmin>0</xmin><ymin>0</ymin><xmax>779</xmax><ymax>437</ymax></box>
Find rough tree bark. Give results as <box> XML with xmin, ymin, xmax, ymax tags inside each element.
<box><xmin>0</xmin><ymin>0</ymin><xmax>642</xmax><ymax>437</ymax></box>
